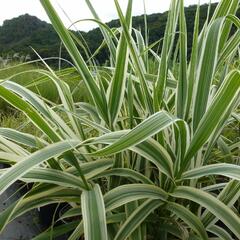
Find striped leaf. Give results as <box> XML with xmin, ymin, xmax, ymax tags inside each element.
<box><xmin>207</xmin><ymin>225</ymin><xmax>234</xmax><ymax>240</ymax></box>
<box><xmin>85</xmin><ymin>0</ymin><xmax>117</xmax><ymax>62</ymax></box>
<box><xmin>2</xmin><ymin>80</ymin><xmax>76</xmax><ymax>138</ymax></box>
<box><xmin>166</xmin><ymin>202</ymin><xmax>208</xmax><ymax>240</ymax></box>
<box><xmin>183</xmin><ymin>70</ymin><xmax>240</xmax><ymax>172</ymax></box>
<box><xmin>108</xmin><ymin>0</ymin><xmax>132</xmax><ymax>125</ymax></box>
<box><xmin>0</xmin><ymin>82</ymin><xmax>61</xmax><ymax>142</ymax></box>
<box><xmin>182</xmin><ymin>163</ymin><xmax>240</xmax><ymax>180</ymax></box>
<box><xmin>104</xmin><ymin>184</ymin><xmax>168</xmax><ymax>211</ymax></box>
<box><xmin>172</xmin><ymin>186</ymin><xmax>240</xmax><ymax>237</ymax></box>
<box><xmin>0</xmin><ymin>140</ymin><xmax>82</xmax><ymax>194</ymax></box>
<box><xmin>176</xmin><ymin>0</ymin><xmax>188</xmax><ymax>118</ymax></box>
<box><xmin>40</xmin><ymin>0</ymin><xmax>109</xmax><ymax>124</ymax></box>
<box><xmin>92</xmin><ymin>111</ymin><xmax>177</xmax><ymax>156</ymax></box>
<box><xmin>94</xmin><ymin>168</ymin><xmax>154</xmax><ymax>184</ymax></box>
<box><xmin>81</xmin><ymin>184</ymin><xmax>108</xmax><ymax>240</ymax></box>
<box><xmin>114</xmin><ymin>0</ymin><xmax>153</xmax><ymax>113</ymax></box>
<box><xmin>91</xmin><ymin>131</ymin><xmax>173</xmax><ymax>178</ymax></box>
<box><xmin>193</xmin><ymin>18</ymin><xmax>224</xmax><ymax>131</ymax></box>
<box><xmin>114</xmin><ymin>200</ymin><xmax>163</xmax><ymax>240</ymax></box>
<box><xmin>0</xmin><ymin>128</ymin><xmax>47</xmax><ymax>148</ymax></box>
<box><xmin>202</xmin><ymin>180</ymin><xmax>240</xmax><ymax>228</ymax></box>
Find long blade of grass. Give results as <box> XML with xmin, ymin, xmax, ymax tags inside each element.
<box><xmin>0</xmin><ymin>128</ymin><xmax>47</xmax><ymax>148</ymax></box>
<box><xmin>207</xmin><ymin>225</ymin><xmax>234</xmax><ymax>240</ymax></box>
<box><xmin>94</xmin><ymin>168</ymin><xmax>154</xmax><ymax>184</ymax></box>
<box><xmin>34</xmin><ymin>68</ymin><xmax>85</xmax><ymax>140</ymax></box>
<box><xmin>2</xmin><ymin>80</ymin><xmax>76</xmax><ymax>139</ymax></box>
<box><xmin>182</xmin><ymin>70</ymin><xmax>240</xmax><ymax>173</ymax></box>
<box><xmin>166</xmin><ymin>202</ymin><xmax>208</xmax><ymax>240</ymax></box>
<box><xmin>202</xmin><ymin>180</ymin><xmax>240</xmax><ymax>228</ymax></box>
<box><xmin>91</xmin><ymin>111</ymin><xmax>177</xmax><ymax>157</ymax></box>
<box><xmin>91</xmin><ymin>131</ymin><xmax>173</xmax><ymax>178</ymax></box>
<box><xmin>85</xmin><ymin>0</ymin><xmax>117</xmax><ymax>63</ymax></box>
<box><xmin>114</xmin><ymin>0</ymin><xmax>153</xmax><ymax>114</ymax></box>
<box><xmin>20</xmin><ymin>167</ymin><xmax>87</xmax><ymax>190</ymax></box>
<box><xmin>172</xmin><ymin>186</ymin><xmax>240</xmax><ymax>237</ymax></box>
<box><xmin>218</xmin><ymin>0</ymin><xmax>239</xmax><ymax>51</ymax></box>
<box><xmin>0</xmin><ymin>140</ymin><xmax>82</xmax><ymax>194</ymax></box>
<box><xmin>218</xmin><ymin>30</ymin><xmax>240</xmax><ymax>69</ymax></box>
<box><xmin>33</xmin><ymin>222</ymin><xmax>79</xmax><ymax>240</ymax></box>
<box><xmin>108</xmin><ymin>0</ymin><xmax>132</xmax><ymax>126</ymax></box>
<box><xmin>124</xmin><ymin>201</ymin><xmax>142</xmax><ymax>240</ymax></box>
<box><xmin>176</xmin><ymin>0</ymin><xmax>188</xmax><ymax>118</ymax></box>
<box><xmin>81</xmin><ymin>184</ymin><xmax>108</xmax><ymax>240</ymax></box>
<box><xmin>192</xmin><ymin>18</ymin><xmax>224</xmax><ymax>131</ymax></box>
<box><xmin>182</xmin><ymin>163</ymin><xmax>240</xmax><ymax>180</ymax></box>
<box><xmin>114</xmin><ymin>200</ymin><xmax>163</xmax><ymax>240</ymax></box>
<box><xmin>40</xmin><ymin>0</ymin><xmax>109</xmax><ymax>124</ymax></box>
<box><xmin>185</xmin><ymin>4</ymin><xmax>199</xmax><ymax>121</ymax></box>
<box><xmin>0</xmin><ymin>83</ymin><xmax>61</xmax><ymax>142</ymax></box>
<box><xmin>154</xmin><ymin>0</ymin><xmax>178</xmax><ymax>110</ymax></box>
<box><xmin>104</xmin><ymin>184</ymin><xmax>167</xmax><ymax>211</ymax></box>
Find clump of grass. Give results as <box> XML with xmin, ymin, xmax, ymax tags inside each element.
<box><xmin>0</xmin><ymin>0</ymin><xmax>239</xmax><ymax>239</ymax></box>
<box><xmin>0</xmin><ymin>62</ymin><xmax>88</xmax><ymax>111</ymax></box>
<box><xmin>0</xmin><ymin>112</ymin><xmax>40</xmax><ymax>136</ymax></box>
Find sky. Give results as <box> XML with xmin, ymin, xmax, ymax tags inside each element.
<box><xmin>0</xmin><ymin>0</ymin><xmax>219</xmax><ymax>31</ymax></box>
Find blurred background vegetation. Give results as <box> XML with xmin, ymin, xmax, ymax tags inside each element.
<box><xmin>1</xmin><ymin>3</ymin><xmax>239</xmax><ymax>65</ymax></box>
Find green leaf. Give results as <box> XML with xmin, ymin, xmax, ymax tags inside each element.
<box><xmin>2</xmin><ymin>80</ymin><xmax>76</xmax><ymax>138</ymax></box>
<box><xmin>124</xmin><ymin>201</ymin><xmax>141</xmax><ymax>240</ymax></box>
<box><xmin>132</xmin><ymin>138</ymin><xmax>174</xmax><ymax>178</ymax></box>
<box><xmin>183</xmin><ymin>70</ymin><xmax>240</xmax><ymax>172</ymax></box>
<box><xmin>172</xmin><ymin>186</ymin><xmax>240</xmax><ymax>237</ymax></box>
<box><xmin>154</xmin><ymin>0</ymin><xmax>178</xmax><ymax>110</ymax></box>
<box><xmin>94</xmin><ymin>168</ymin><xmax>154</xmax><ymax>184</ymax></box>
<box><xmin>85</xmin><ymin>0</ymin><xmax>116</xmax><ymax>62</ymax></box>
<box><xmin>91</xmin><ymin>131</ymin><xmax>173</xmax><ymax>178</ymax></box>
<box><xmin>193</xmin><ymin>18</ymin><xmax>224</xmax><ymax>131</ymax></box>
<box><xmin>104</xmin><ymin>184</ymin><xmax>168</xmax><ymax>211</ymax></box>
<box><xmin>20</xmin><ymin>167</ymin><xmax>87</xmax><ymax>190</ymax></box>
<box><xmin>202</xmin><ymin>180</ymin><xmax>240</xmax><ymax>228</ymax></box>
<box><xmin>0</xmin><ymin>82</ymin><xmax>60</xmax><ymax>142</ymax></box>
<box><xmin>40</xmin><ymin>0</ymin><xmax>109</xmax><ymax>124</ymax></box>
<box><xmin>81</xmin><ymin>184</ymin><xmax>108</xmax><ymax>240</ymax></box>
<box><xmin>166</xmin><ymin>202</ymin><xmax>208</xmax><ymax>240</ymax></box>
<box><xmin>182</xmin><ymin>163</ymin><xmax>240</xmax><ymax>180</ymax></box>
<box><xmin>176</xmin><ymin>0</ymin><xmax>188</xmax><ymax>118</ymax></box>
<box><xmin>0</xmin><ymin>185</ymin><xmax>81</xmax><ymax>232</ymax></box>
<box><xmin>108</xmin><ymin>0</ymin><xmax>131</xmax><ymax>126</ymax></box>
<box><xmin>218</xmin><ymin>31</ymin><xmax>240</xmax><ymax>69</ymax></box>
<box><xmin>207</xmin><ymin>225</ymin><xmax>234</xmax><ymax>240</ymax></box>
<box><xmin>33</xmin><ymin>221</ymin><xmax>79</xmax><ymax>240</ymax></box>
<box><xmin>67</xmin><ymin>221</ymin><xmax>84</xmax><ymax>240</ymax></box>
<box><xmin>0</xmin><ymin>128</ymin><xmax>46</xmax><ymax>148</ymax></box>
<box><xmin>92</xmin><ymin>111</ymin><xmax>177</xmax><ymax>157</ymax></box>
<box><xmin>114</xmin><ymin>0</ymin><xmax>153</xmax><ymax>114</ymax></box>
<box><xmin>0</xmin><ymin>152</ymin><xmax>24</xmax><ymax>165</ymax></box>
<box><xmin>0</xmin><ymin>140</ymin><xmax>82</xmax><ymax>195</ymax></box>
<box><xmin>33</xmin><ymin>68</ymin><xmax>85</xmax><ymax>139</ymax></box>
<box><xmin>114</xmin><ymin>200</ymin><xmax>163</xmax><ymax>240</ymax></box>
<box><xmin>185</xmin><ymin>3</ymin><xmax>199</xmax><ymax>120</ymax></box>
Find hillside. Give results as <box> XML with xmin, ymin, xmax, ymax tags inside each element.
<box><xmin>0</xmin><ymin>14</ymin><xmax>65</xmax><ymax>61</ymax></box>
<box><xmin>0</xmin><ymin>3</ymin><xmax>238</xmax><ymax>64</ymax></box>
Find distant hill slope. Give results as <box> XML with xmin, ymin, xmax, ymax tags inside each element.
<box><xmin>0</xmin><ymin>14</ymin><xmax>62</xmax><ymax>60</ymax></box>
<box><xmin>0</xmin><ymin>3</ymin><xmax>239</xmax><ymax>64</ymax></box>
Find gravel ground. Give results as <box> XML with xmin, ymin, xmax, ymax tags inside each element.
<box><xmin>0</xmin><ymin>164</ymin><xmax>68</xmax><ymax>240</ymax></box>
<box><xmin>0</xmin><ymin>181</ymin><xmax>42</xmax><ymax>240</ymax></box>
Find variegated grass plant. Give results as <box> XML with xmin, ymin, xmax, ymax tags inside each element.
<box><xmin>0</xmin><ymin>0</ymin><xmax>239</xmax><ymax>239</ymax></box>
